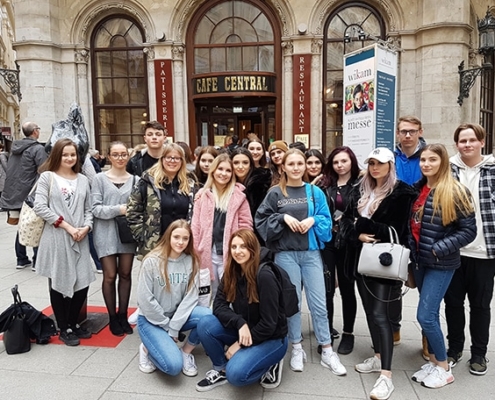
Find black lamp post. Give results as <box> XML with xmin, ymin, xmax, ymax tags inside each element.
<box><xmin>458</xmin><ymin>9</ymin><xmax>495</xmax><ymax>106</ymax></box>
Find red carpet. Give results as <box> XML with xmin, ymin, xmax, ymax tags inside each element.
<box><xmin>42</xmin><ymin>305</ymin><xmax>137</xmax><ymax>348</ymax></box>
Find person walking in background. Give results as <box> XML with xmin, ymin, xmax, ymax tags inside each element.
<box><xmin>91</xmin><ymin>141</ymin><xmax>137</xmax><ymax>336</ymax></box>
<box><xmin>137</xmin><ymin>219</ymin><xmax>211</xmax><ymax>376</ymax></box>
<box><xmin>409</xmin><ymin>144</ymin><xmax>476</xmax><ymax>388</ymax></box>
<box><xmin>196</xmin><ymin>230</ymin><xmax>288</xmax><ymax>391</ymax></box>
<box><xmin>34</xmin><ymin>138</ymin><xmax>95</xmax><ymax>346</ymax></box>
<box><xmin>256</xmin><ymin>149</ymin><xmax>346</xmax><ymax>376</ymax></box>
<box><xmin>445</xmin><ymin>124</ymin><xmax>495</xmax><ymax>376</ymax></box>
<box><xmin>0</xmin><ymin>122</ymin><xmax>48</xmax><ymax>270</ymax></box>
<box><xmin>126</xmin><ymin>121</ymin><xmax>166</xmax><ymax>177</ymax></box>
<box><xmin>340</xmin><ymin>148</ymin><xmax>417</xmax><ymax>400</ymax></box>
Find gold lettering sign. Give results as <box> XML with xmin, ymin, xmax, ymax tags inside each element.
<box><xmin>194</xmin><ymin>75</ymin><xmax>274</xmax><ymax>94</ymax></box>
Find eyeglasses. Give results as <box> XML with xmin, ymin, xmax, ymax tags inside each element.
<box><xmin>398</xmin><ymin>129</ymin><xmax>419</xmax><ymax>136</ymax></box>
<box><xmin>163</xmin><ymin>156</ymin><xmax>182</xmax><ymax>162</ymax></box>
<box><xmin>110</xmin><ymin>153</ymin><xmax>128</xmax><ymax>159</ymax></box>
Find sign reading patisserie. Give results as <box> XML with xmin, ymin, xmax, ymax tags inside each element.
<box><xmin>154</xmin><ymin>60</ymin><xmax>175</xmax><ymax>139</ymax></box>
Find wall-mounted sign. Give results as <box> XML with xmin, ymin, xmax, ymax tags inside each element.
<box><xmin>154</xmin><ymin>60</ymin><xmax>175</xmax><ymax>139</ymax></box>
<box><xmin>293</xmin><ymin>55</ymin><xmax>311</xmax><ymax>136</ymax></box>
<box><xmin>193</xmin><ymin>75</ymin><xmax>276</xmax><ymax>95</ymax></box>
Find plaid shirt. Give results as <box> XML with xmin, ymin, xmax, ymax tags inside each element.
<box><xmin>451</xmin><ymin>163</ymin><xmax>495</xmax><ymax>258</ymax></box>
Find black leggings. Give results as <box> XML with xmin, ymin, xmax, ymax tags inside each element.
<box><xmin>101</xmin><ymin>253</ymin><xmax>134</xmax><ymax>317</ymax></box>
<box><xmin>356</xmin><ymin>275</ymin><xmax>402</xmax><ymax>371</ymax></box>
<box><xmin>49</xmin><ymin>284</ymin><xmax>89</xmax><ymax>331</ymax></box>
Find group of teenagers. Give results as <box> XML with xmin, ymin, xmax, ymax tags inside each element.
<box><xmin>27</xmin><ymin>116</ymin><xmax>495</xmax><ymax>400</ymax></box>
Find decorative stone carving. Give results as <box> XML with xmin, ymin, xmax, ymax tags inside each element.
<box><xmin>177</xmin><ymin>0</ymin><xmax>199</xmax><ymax>39</ymax></box>
<box><xmin>273</xmin><ymin>1</ymin><xmax>289</xmax><ymax>37</ymax></box>
<box><xmin>75</xmin><ymin>49</ymin><xmax>89</xmax><ymax>64</ymax></box>
<box><xmin>311</xmin><ymin>39</ymin><xmax>323</xmax><ymax>54</ymax></box>
<box><xmin>172</xmin><ymin>44</ymin><xmax>185</xmax><ymax>61</ymax></box>
<box><xmin>143</xmin><ymin>47</ymin><xmax>155</xmax><ymax>60</ymax></box>
<box><xmin>80</xmin><ymin>2</ymin><xmax>151</xmax><ymax>44</ymax></box>
<box><xmin>282</xmin><ymin>40</ymin><xmax>293</xmax><ymax>56</ymax></box>
<box><xmin>284</xmin><ymin>56</ymin><xmax>293</xmax><ymax>73</ymax></box>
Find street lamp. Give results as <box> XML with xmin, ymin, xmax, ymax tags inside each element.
<box><xmin>457</xmin><ymin>9</ymin><xmax>495</xmax><ymax>106</ymax></box>
<box><xmin>0</xmin><ymin>61</ymin><xmax>21</xmax><ymax>102</ymax></box>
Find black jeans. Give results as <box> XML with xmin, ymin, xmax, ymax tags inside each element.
<box><xmin>321</xmin><ymin>244</ymin><xmax>357</xmax><ymax>334</ymax></box>
<box><xmin>356</xmin><ymin>275</ymin><xmax>402</xmax><ymax>371</ymax></box>
<box><xmin>15</xmin><ymin>232</ymin><xmax>38</xmax><ymax>266</ymax></box>
<box><xmin>49</xmin><ymin>284</ymin><xmax>89</xmax><ymax>331</ymax></box>
<box><xmin>444</xmin><ymin>256</ymin><xmax>495</xmax><ymax>357</ymax></box>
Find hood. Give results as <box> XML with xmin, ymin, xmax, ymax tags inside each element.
<box><xmin>259</xmin><ymin>246</ymin><xmax>274</xmax><ymax>263</ymax></box>
<box><xmin>11</xmin><ymin>138</ymin><xmax>41</xmax><ymax>155</ymax></box>
<box><xmin>450</xmin><ymin>153</ymin><xmax>495</xmax><ymax>169</ymax></box>
<box><xmin>395</xmin><ymin>136</ymin><xmax>427</xmax><ymax>159</ymax></box>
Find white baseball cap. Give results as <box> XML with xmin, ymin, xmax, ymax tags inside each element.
<box><xmin>364</xmin><ymin>147</ymin><xmax>395</xmax><ymax>164</ymax></box>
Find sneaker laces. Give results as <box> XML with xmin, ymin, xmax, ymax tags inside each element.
<box><xmin>183</xmin><ymin>353</ymin><xmax>196</xmax><ymax>370</ymax></box>
<box><xmin>261</xmin><ymin>364</ymin><xmax>277</xmax><ymax>383</ymax></box>
<box><xmin>205</xmin><ymin>369</ymin><xmax>222</xmax><ymax>383</ymax></box>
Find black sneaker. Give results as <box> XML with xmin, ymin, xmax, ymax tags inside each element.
<box><xmin>338</xmin><ymin>333</ymin><xmax>355</xmax><ymax>355</ymax></box>
<box><xmin>72</xmin><ymin>324</ymin><xmax>92</xmax><ymax>339</ymax></box>
<box><xmin>331</xmin><ymin>328</ymin><xmax>340</xmax><ymax>340</ymax></box>
<box><xmin>59</xmin><ymin>329</ymin><xmax>80</xmax><ymax>346</ymax></box>
<box><xmin>469</xmin><ymin>355</ymin><xmax>488</xmax><ymax>375</ymax></box>
<box><xmin>260</xmin><ymin>359</ymin><xmax>284</xmax><ymax>389</ymax></box>
<box><xmin>447</xmin><ymin>350</ymin><xmax>463</xmax><ymax>367</ymax></box>
<box><xmin>196</xmin><ymin>370</ymin><xmax>227</xmax><ymax>392</ymax></box>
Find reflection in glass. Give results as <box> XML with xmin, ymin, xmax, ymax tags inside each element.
<box><xmin>211</xmin><ymin>48</ymin><xmax>226</xmax><ymax>72</ymax></box>
<box><xmin>227</xmin><ymin>47</ymin><xmax>242</xmax><ymax>71</ymax></box>
<box><xmin>195</xmin><ymin>48</ymin><xmax>209</xmax><ymax>74</ymax></box>
<box><xmin>259</xmin><ymin>45</ymin><xmax>274</xmax><ymax>71</ymax></box>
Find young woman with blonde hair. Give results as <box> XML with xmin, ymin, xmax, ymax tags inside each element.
<box><xmin>191</xmin><ymin>153</ymin><xmax>252</xmax><ymax>302</ymax></box>
<box><xmin>409</xmin><ymin>144</ymin><xmax>476</xmax><ymax>389</ymax></box>
<box><xmin>137</xmin><ymin>219</ymin><xmax>211</xmax><ymax>376</ymax></box>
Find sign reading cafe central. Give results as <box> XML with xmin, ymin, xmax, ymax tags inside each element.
<box><xmin>193</xmin><ymin>75</ymin><xmax>276</xmax><ymax>95</ymax></box>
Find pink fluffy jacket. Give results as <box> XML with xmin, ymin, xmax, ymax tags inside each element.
<box><xmin>191</xmin><ymin>183</ymin><xmax>253</xmax><ymax>280</ymax></box>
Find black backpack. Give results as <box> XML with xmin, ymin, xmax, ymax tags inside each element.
<box><xmin>258</xmin><ymin>261</ymin><xmax>299</xmax><ymax>318</ymax></box>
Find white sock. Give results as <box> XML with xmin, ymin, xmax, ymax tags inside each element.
<box><xmin>322</xmin><ymin>347</ymin><xmax>334</xmax><ymax>357</ymax></box>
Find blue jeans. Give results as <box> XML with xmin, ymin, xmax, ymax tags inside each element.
<box><xmin>197</xmin><ymin>314</ymin><xmax>288</xmax><ymax>386</ymax></box>
<box><xmin>414</xmin><ymin>266</ymin><xmax>455</xmax><ymax>362</ymax></box>
<box><xmin>15</xmin><ymin>232</ymin><xmax>38</xmax><ymax>266</ymax></box>
<box><xmin>275</xmin><ymin>250</ymin><xmax>331</xmax><ymax>345</ymax></box>
<box><xmin>137</xmin><ymin>306</ymin><xmax>211</xmax><ymax>376</ymax></box>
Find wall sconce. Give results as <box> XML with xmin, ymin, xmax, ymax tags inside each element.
<box><xmin>0</xmin><ymin>61</ymin><xmax>21</xmax><ymax>102</ymax></box>
<box><xmin>458</xmin><ymin>9</ymin><xmax>495</xmax><ymax>106</ymax></box>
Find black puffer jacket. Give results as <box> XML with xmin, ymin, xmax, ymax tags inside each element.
<box><xmin>409</xmin><ymin>179</ymin><xmax>476</xmax><ymax>270</ymax></box>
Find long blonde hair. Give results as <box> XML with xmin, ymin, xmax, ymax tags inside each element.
<box><xmin>148</xmin><ymin>143</ymin><xmax>191</xmax><ymax>194</ymax></box>
<box><xmin>357</xmin><ymin>159</ymin><xmax>397</xmax><ymax>216</ymax></box>
<box><xmin>203</xmin><ymin>153</ymin><xmax>236</xmax><ymax>212</ymax></box>
<box><xmin>422</xmin><ymin>144</ymin><xmax>474</xmax><ymax>225</ymax></box>
<box><xmin>144</xmin><ymin>219</ymin><xmax>199</xmax><ymax>292</ymax></box>
<box><xmin>278</xmin><ymin>148</ymin><xmax>308</xmax><ymax>197</ymax></box>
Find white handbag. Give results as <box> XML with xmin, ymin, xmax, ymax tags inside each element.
<box><xmin>18</xmin><ymin>173</ymin><xmax>53</xmax><ymax>247</ymax></box>
<box><xmin>357</xmin><ymin>226</ymin><xmax>410</xmax><ymax>282</ymax></box>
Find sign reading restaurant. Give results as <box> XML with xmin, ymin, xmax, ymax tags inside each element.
<box><xmin>193</xmin><ymin>75</ymin><xmax>276</xmax><ymax>95</ymax></box>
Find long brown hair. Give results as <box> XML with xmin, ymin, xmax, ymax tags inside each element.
<box><xmin>223</xmin><ymin>229</ymin><xmax>260</xmax><ymax>304</ymax></box>
<box><xmin>145</xmin><ymin>219</ymin><xmax>199</xmax><ymax>292</ymax></box>
<box><xmin>39</xmin><ymin>138</ymin><xmax>80</xmax><ymax>173</ymax></box>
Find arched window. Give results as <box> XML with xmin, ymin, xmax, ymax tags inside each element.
<box><xmin>193</xmin><ymin>0</ymin><xmax>275</xmax><ymax>73</ymax></box>
<box><xmin>323</xmin><ymin>4</ymin><xmax>386</xmax><ymax>154</ymax></box>
<box><xmin>91</xmin><ymin>16</ymin><xmax>149</xmax><ymax>151</ymax></box>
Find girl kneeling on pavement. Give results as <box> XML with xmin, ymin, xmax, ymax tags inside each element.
<box><xmin>137</xmin><ymin>219</ymin><xmax>211</xmax><ymax>376</ymax></box>
<box><xmin>196</xmin><ymin>229</ymin><xmax>288</xmax><ymax>392</ymax></box>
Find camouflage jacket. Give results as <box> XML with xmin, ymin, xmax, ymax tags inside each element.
<box><xmin>126</xmin><ymin>172</ymin><xmax>197</xmax><ymax>258</ymax></box>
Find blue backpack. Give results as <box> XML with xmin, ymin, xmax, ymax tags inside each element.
<box><xmin>258</xmin><ymin>261</ymin><xmax>299</xmax><ymax>318</ymax></box>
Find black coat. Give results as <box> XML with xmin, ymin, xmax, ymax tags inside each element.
<box><xmin>409</xmin><ymin>179</ymin><xmax>476</xmax><ymax>270</ymax></box>
<box><xmin>340</xmin><ymin>180</ymin><xmax>418</xmax><ymax>278</ymax></box>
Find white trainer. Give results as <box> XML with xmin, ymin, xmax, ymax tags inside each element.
<box><xmin>182</xmin><ymin>350</ymin><xmax>198</xmax><ymax>377</ymax></box>
<box><xmin>290</xmin><ymin>347</ymin><xmax>307</xmax><ymax>372</ymax></box>
<box><xmin>355</xmin><ymin>356</ymin><xmax>381</xmax><ymax>373</ymax></box>
<box><xmin>421</xmin><ymin>365</ymin><xmax>454</xmax><ymax>388</ymax></box>
<box><xmin>128</xmin><ymin>309</ymin><xmax>139</xmax><ymax>325</ymax></box>
<box><xmin>370</xmin><ymin>375</ymin><xmax>394</xmax><ymax>400</ymax></box>
<box><xmin>321</xmin><ymin>350</ymin><xmax>347</xmax><ymax>376</ymax></box>
<box><xmin>139</xmin><ymin>343</ymin><xmax>156</xmax><ymax>374</ymax></box>
<box><xmin>412</xmin><ymin>362</ymin><xmax>436</xmax><ymax>383</ymax></box>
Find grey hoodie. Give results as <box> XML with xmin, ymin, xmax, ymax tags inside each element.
<box><xmin>0</xmin><ymin>137</ymin><xmax>47</xmax><ymax>209</ymax></box>
<box><xmin>137</xmin><ymin>252</ymin><xmax>199</xmax><ymax>338</ymax></box>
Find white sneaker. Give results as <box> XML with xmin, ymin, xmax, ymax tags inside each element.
<box><xmin>412</xmin><ymin>362</ymin><xmax>436</xmax><ymax>383</ymax></box>
<box><xmin>128</xmin><ymin>309</ymin><xmax>139</xmax><ymax>325</ymax></box>
<box><xmin>321</xmin><ymin>350</ymin><xmax>347</xmax><ymax>376</ymax></box>
<box><xmin>139</xmin><ymin>343</ymin><xmax>156</xmax><ymax>373</ymax></box>
<box><xmin>182</xmin><ymin>350</ymin><xmax>198</xmax><ymax>377</ymax></box>
<box><xmin>355</xmin><ymin>356</ymin><xmax>381</xmax><ymax>373</ymax></box>
<box><xmin>290</xmin><ymin>347</ymin><xmax>307</xmax><ymax>372</ymax></box>
<box><xmin>421</xmin><ymin>365</ymin><xmax>454</xmax><ymax>388</ymax></box>
<box><xmin>370</xmin><ymin>375</ymin><xmax>394</xmax><ymax>400</ymax></box>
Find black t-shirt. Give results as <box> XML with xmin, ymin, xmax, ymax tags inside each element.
<box><xmin>142</xmin><ymin>152</ymin><xmax>159</xmax><ymax>173</ymax></box>
<box><xmin>159</xmin><ymin>179</ymin><xmax>189</xmax><ymax>235</ymax></box>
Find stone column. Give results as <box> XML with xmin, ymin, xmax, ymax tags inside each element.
<box><xmin>143</xmin><ymin>46</ymin><xmax>156</xmax><ymax>121</ymax></box>
<box><xmin>74</xmin><ymin>49</ymin><xmax>92</xmax><ymax>145</ymax></box>
<box><xmin>282</xmin><ymin>40</ymin><xmax>293</xmax><ymax>143</ymax></box>
<box><xmin>311</xmin><ymin>38</ymin><xmax>323</xmax><ymax>150</ymax></box>
<box><xmin>172</xmin><ymin>44</ymin><xmax>186</xmax><ymax>142</ymax></box>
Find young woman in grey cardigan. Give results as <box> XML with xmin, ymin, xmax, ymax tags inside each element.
<box><xmin>91</xmin><ymin>141</ymin><xmax>137</xmax><ymax>336</ymax></box>
<box><xmin>34</xmin><ymin>138</ymin><xmax>95</xmax><ymax>346</ymax></box>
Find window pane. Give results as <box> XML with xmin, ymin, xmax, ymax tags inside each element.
<box><xmin>111</xmin><ymin>50</ymin><xmax>128</xmax><ymax>77</ymax></box>
<box><xmin>326</xmin><ymin>42</ymin><xmax>344</xmax><ymax>70</ymax></box>
<box><xmin>211</xmin><ymin>19</ymin><xmax>233</xmax><ymax>44</ymax></box>
<box><xmin>113</xmin><ymin>79</ymin><xmax>130</xmax><ymax>104</ymax></box>
<box><xmin>126</xmin><ymin>25</ymin><xmax>144</xmax><ymax>47</ymax></box>
<box><xmin>104</xmin><ymin>19</ymin><xmax>132</xmax><ymax>39</ymax></box>
<box><xmin>196</xmin><ymin>18</ymin><xmax>215</xmax><ymax>44</ymax></box>
<box><xmin>226</xmin><ymin>47</ymin><xmax>242</xmax><ymax>71</ymax></box>
<box><xmin>131</xmin><ymin>109</ymin><xmax>148</xmax><ymax>135</ymax></box>
<box><xmin>128</xmin><ymin>50</ymin><xmax>144</xmax><ymax>76</ymax></box>
<box><xmin>234</xmin><ymin>17</ymin><xmax>257</xmax><ymax>43</ymax></box>
<box><xmin>129</xmin><ymin>78</ymin><xmax>147</xmax><ymax>103</ymax></box>
<box><xmin>233</xmin><ymin>1</ymin><xmax>260</xmax><ymax>24</ymax></box>
<box><xmin>195</xmin><ymin>48</ymin><xmax>210</xmax><ymax>73</ymax></box>
<box><xmin>95</xmin><ymin>28</ymin><xmax>112</xmax><ymax>48</ymax></box>
<box><xmin>327</xmin><ymin>15</ymin><xmax>346</xmax><ymax>40</ymax></box>
<box><xmin>243</xmin><ymin>46</ymin><xmax>257</xmax><ymax>70</ymax></box>
<box><xmin>110</xmin><ymin>35</ymin><xmax>127</xmax><ymax>48</ymax></box>
<box><xmin>95</xmin><ymin>52</ymin><xmax>112</xmax><ymax>77</ymax></box>
<box><xmin>211</xmin><ymin>47</ymin><xmax>226</xmax><ymax>72</ymax></box>
<box><xmin>252</xmin><ymin>13</ymin><xmax>273</xmax><ymax>42</ymax></box>
<box><xmin>97</xmin><ymin>79</ymin><xmax>113</xmax><ymax>104</ymax></box>
<box><xmin>259</xmin><ymin>45</ymin><xmax>273</xmax><ymax>71</ymax></box>
<box><xmin>206</xmin><ymin>2</ymin><xmax>232</xmax><ymax>25</ymax></box>
<box><xmin>326</xmin><ymin>71</ymin><xmax>343</xmax><ymax>100</ymax></box>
